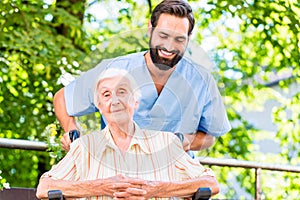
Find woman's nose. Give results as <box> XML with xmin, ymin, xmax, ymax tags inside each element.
<box><xmin>111</xmin><ymin>93</ymin><xmax>120</xmax><ymax>104</ymax></box>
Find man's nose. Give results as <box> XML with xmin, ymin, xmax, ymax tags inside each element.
<box><xmin>164</xmin><ymin>39</ymin><xmax>174</xmax><ymax>52</ymax></box>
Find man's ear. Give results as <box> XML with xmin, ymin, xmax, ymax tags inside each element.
<box><xmin>147</xmin><ymin>20</ymin><xmax>152</xmax><ymax>37</ymax></box>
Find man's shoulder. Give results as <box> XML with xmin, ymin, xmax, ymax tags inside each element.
<box><xmin>178</xmin><ymin>56</ymin><xmax>213</xmax><ymax>83</ymax></box>
<box><xmin>101</xmin><ymin>51</ymin><xmax>146</xmax><ymax>64</ymax></box>
<box><xmin>116</xmin><ymin>51</ymin><xmax>146</xmax><ymax>59</ymax></box>
<box><xmin>89</xmin><ymin>51</ymin><xmax>146</xmax><ymax>73</ymax></box>
<box><xmin>181</xmin><ymin>56</ymin><xmax>212</xmax><ymax>74</ymax></box>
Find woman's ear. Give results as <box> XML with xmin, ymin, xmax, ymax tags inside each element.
<box><xmin>98</xmin><ymin>107</ymin><xmax>102</xmax><ymax>114</ymax></box>
<box><xmin>134</xmin><ymin>100</ymin><xmax>139</xmax><ymax>110</ymax></box>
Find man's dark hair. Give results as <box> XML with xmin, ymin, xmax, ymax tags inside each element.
<box><xmin>151</xmin><ymin>0</ymin><xmax>195</xmax><ymax>35</ymax></box>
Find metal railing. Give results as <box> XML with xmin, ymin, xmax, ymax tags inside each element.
<box><xmin>195</xmin><ymin>157</ymin><xmax>300</xmax><ymax>199</ymax></box>
<box><xmin>1</xmin><ymin>138</ymin><xmax>300</xmax><ymax>200</ymax></box>
<box><xmin>0</xmin><ymin>138</ymin><xmax>47</xmax><ymax>151</ymax></box>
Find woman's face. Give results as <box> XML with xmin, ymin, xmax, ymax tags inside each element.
<box><xmin>96</xmin><ymin>76</ymin><xmax>138</xmax><ymax>125</ymax></box>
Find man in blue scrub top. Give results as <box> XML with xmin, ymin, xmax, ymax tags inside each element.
<box><xmin>54</xmin><ymin>0</ymin><xmax>231</xmax><ymax>152</ymax></box>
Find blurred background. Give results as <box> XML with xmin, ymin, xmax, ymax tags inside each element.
<box><xmin>0</xmin><ymin>0</ymin><xmax>299</xmax><ymax>199</ymax></box>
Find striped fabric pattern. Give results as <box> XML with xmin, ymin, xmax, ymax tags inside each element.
<box><xmin>44</xmin><ymin>125</ymin><xmax>214</xmax><ymax>200</ymax></box>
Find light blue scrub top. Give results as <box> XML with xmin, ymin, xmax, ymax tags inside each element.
<box><xmin>65</xmin><ymin>51</ymin><xmax>231</xmax><ymax>136</ymax></box>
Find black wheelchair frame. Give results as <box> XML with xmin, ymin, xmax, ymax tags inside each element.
<box><xmin>48</xmin><ymin>187</ymin><xmax>211</xmax><ymax>200</ymax></box>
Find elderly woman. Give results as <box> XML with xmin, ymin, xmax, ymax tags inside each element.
<box><xmin>36</xmin><ymin>68</ymin><xmax>219</xmax><ymax>200</ymax></box>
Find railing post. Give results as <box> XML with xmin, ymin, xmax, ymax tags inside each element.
<box><xmin>255</xmin><ymin>168</ymin><xmax>262</xmax><ymax>200</ymax></box>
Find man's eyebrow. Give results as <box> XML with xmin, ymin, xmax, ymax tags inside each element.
<box><xmin>158</xmin><ymin>30</ymin><xmax>187</xmax><ymax>40</ymax></box>
<box><xmin>175</xmin><ymin>35</ymin><xmax>187</xmax><ymax>40</ymax></box>
<box><xmin>158</xmin><ymin>31</ymin><xmax>169</xmax><ymax>36</ymax></box>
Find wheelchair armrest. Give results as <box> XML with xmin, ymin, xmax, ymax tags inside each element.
<box><xmin>192</xmin><ymin>187</ymin><xmax>212</xmax><ymax>200</ymax></box>
<box><xmin>47</xmin><ymin>187</ymin><xmax>211</xmax><ymax>200</ymax></box>
<box><xmin>48</xmin><ymin>190</ymin><xmax>64</xmax><ymax>200</ymax></box>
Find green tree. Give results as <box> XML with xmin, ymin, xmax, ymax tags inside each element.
<box><xmin>195</xmin><ymin>0</ymin><xmax>300</xmax><ymax>198</ymax></box>
<box><xmin>0</xmin><ymin>0</ymin><xmax>89</xmax><ymax>187</ymax></box>
<box><xmin>0</xmin><ymin>0</ymin><xmax>299</xmax><ymax>199</ymax></box>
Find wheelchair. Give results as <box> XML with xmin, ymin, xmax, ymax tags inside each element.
<box><xmin>48</xmin><ymin>187</ymin><xmax>211</xmax><ymax>200</ymax></box>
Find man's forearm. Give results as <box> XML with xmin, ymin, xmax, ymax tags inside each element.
<box><xmin>184</xmin><ymin>131</ymin><xmax>215</xmax><ymax>151</ymax></box>
<box><xmin>53</xmin><ymin>88</ymin><xmax>77</xmax><ymax>132</ymax></box>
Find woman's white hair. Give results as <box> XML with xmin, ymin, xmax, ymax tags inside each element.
<box><xmin>93</xmin><ymin>68</ymin><xmax>141</xmax><ymax>108</ymax></box>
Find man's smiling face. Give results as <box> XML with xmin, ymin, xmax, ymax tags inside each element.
<box><xmin>149</xmin><ymin>13</ymin><xmax>190</xmax><ymax>70</ymax></box>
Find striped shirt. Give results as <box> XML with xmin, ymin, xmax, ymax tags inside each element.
<box><xmin>44</xmin><ymin>125</ymin><xmax>215</xmax><ymax>199</ymax></box>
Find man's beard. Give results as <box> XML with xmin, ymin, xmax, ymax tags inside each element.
<box><xmin>149</xmin><ymin>43</ymin><xmax>184</xmax><ymax>71</ymax></box>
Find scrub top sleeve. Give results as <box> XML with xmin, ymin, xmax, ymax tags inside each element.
<box><xmin>198</xmin><ymin>76</ymin><xmax>231</xmax><ymax>137</ymax></box>
<box><xmin>64</xmin><ymin>61</ymin><xmax>109</xmax><ymax>116</ymax></box>
<box><xmin>64</xmin><ymin>80</ymin><xmax>76</xmax><ymax>116</ymax></box>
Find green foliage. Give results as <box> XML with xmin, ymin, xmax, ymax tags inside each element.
<box><xmin>273</xmin><ymin>92</ymin><xmax>300</xmax><ymax>161</ymax></box>
<box><xmin>0</xmin><ymin>0</ymin><xmax>90</xmax><ymax>187</ymax></box>
<box><xmin>0</xmin><ymin>0</ymin><xmax>299</xmax><ymax>199</ymax></box>
<box><xmin>0</xmin><ymin>170</ymin><xmax>10</xmax><ymax>190</ymax></box>
<box><xmin>41</xmin><ymin>121</ymin><xmax>66</xmax><ymax>164</ymax></box>
<box><xmin>194</xmin><ymin>0</ymin><xmax>300</xmax><ymax>198</ymax></box>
